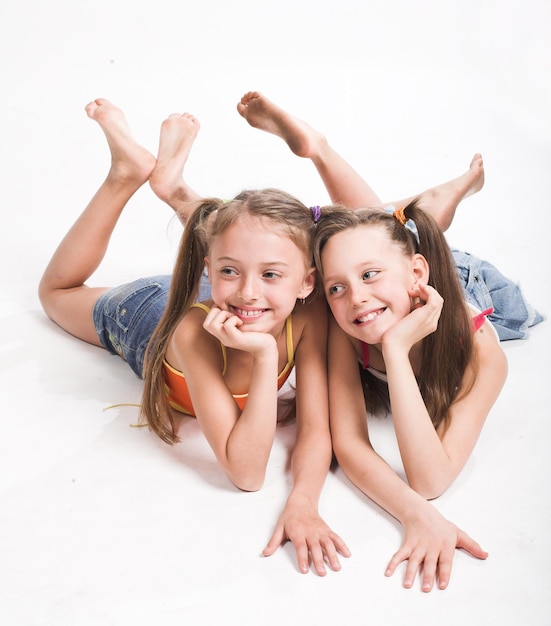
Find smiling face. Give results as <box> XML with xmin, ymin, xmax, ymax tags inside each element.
<box><xmin>205</xmin><ymin>214</ymin><xmax>315</xmax><ymax>334</ymax></box>
<box><xmin>321</xmin><ymin>224</ymin><xmax>427</xmax><ymax>344</ymax></box>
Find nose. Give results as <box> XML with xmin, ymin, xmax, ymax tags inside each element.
<box><xmin>349</xmin><ymin>281</ymin><xmax>368</xmax><ymax>307</ymax></box>
<box><xmin>237</xmin><ymin>275</ymin><xmax>259</xmax><ymax>302</ymax></box>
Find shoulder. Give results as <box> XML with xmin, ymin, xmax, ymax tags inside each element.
<box><xmin>174</xmin><ymin>303</ymin><xmax>209</xmax><ymax>339</ymax></box>
<box><xmin>294</xmin><ymin>296</ymin><xmax>328</xmax><ymax>323</ymax></box>
<box><xmin>167</xmin><ymin>303</ymin><xmax>221</xmax><ymax>369</ymax></box>
<box><xmin>292</xmin><ymin>297</ymin><xmax>328</xmax><ymax>338</ymax></box>
<box><xmin>466</xmin><ymin>303</ymin><xmax>501</xmax><ymax>350</ymax></box>
<box><xmin>466</xmin><ymin>306</ymin><xmax>507</xmax><ymax>381</ymax></box>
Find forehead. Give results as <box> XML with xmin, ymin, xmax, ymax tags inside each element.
<box><xmin>211</xmin><ymin>214</ymin><xmax>305</xmax><ymax>261</ymax></box>
<box><xmin>322</xmin><ymin>224</ymin><xmax>393</xmax><ymax>263</ymax></box>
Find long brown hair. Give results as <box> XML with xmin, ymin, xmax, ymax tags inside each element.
<box><xmin>313</xmin><ymin>200</ymin><xmax>475</xmax><ymax>431</ymax></box>
<box><xmin>141</xmin><ymin>189</ymin><xmax>317</xmax><ymax>444</ymax></box>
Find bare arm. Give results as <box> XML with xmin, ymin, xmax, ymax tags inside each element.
<box><xmin>328</xmin><ymin>317</ymin><xmax>488</xmax><ymax>591</ymax></box>
<box><xmin>382</xmin><ymin>289</ymin><xmax>508</xmax><ymax>498</ymax></box>
<box><xmin>171</xmin><ymin>308</ymin><xmax>280</xmax><ymax>491</ymax></box>
<box><xmin>263</xmin><ymin>299</ymin><xmax>350</xmax><ymax>575</ymax></box>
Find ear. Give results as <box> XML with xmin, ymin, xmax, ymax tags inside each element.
<box><xmin>411</xmin><ymin>253</ymin><xmax>430</xmax><ymax>286</ymax></box>
<box><xmin>297</xmin><ymin>267</ymin><xmax>317</xmax><ymax>299</ymax></box>
<box><xmin>204</xmin><ymin>256</ymin><xmax>212</xmax><ymax>282</ymax></box>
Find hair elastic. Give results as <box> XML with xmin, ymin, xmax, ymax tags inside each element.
<box><xmin>385</xmin><ymin>205</ymin><xmax>419</xmax><ymax>245</ymax></box>
<box><xmin>309</xmin><ymin>205</ymin><xmax>321</xmax><ymax>223</ymax></box>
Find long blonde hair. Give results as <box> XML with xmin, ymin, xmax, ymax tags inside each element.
<box><xmin>141</xmin><ymin>189</ymin><xmax>317</xmax><ymax>444</ymax></box>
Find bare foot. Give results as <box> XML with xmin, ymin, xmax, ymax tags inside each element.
<box><xmin>414</xmin><ymin>154</ymin><xmax>485</xmax><ymax>231</ymax></box>
<box><xmin>85</xmin><ymin>98</ymin><xmax>155</xmax><ymax>186</ymax></box>
<box><xmin>149</xmin><ymin>112</ymin><xmax>202</xmax><ymax>220</ymax></box>
<box><xmin>237</xmin><ymin>91</ymin><xmax>327</xmax><ymax>158</ymax></box>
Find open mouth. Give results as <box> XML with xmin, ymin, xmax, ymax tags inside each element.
<box><xmin>231</xmin><ymin>306</ymin><xmax>269</xmax><ymax>319</ymax></box>
<box><xmin>354</xmin><ymin>308</ymin><xmax>385</xmax><ymax>324</ymax></box>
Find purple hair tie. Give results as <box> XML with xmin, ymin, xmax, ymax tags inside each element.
<box><xmin>309</xmin><ymin>205</ymin><xmax>321</xmax><ymax>223</ymax></box>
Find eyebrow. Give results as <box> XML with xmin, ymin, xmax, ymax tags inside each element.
<box><xmin>216</xmin><ymin>256</ymin><xmax>291</xmax><ymax>267</ymax></box>
<box><xmin>323</xmin><ymin>259</ymin><xmax>382</xmax><ymax>280</ymax></box>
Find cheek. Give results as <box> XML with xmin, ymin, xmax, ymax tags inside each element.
<box><xmin>208</xmin><ymin>277</ymin><xmax>227</xmax><ymax>304</ymax></box>
<box><xmin>327</xmin><ymin>299</ymin><xmax>346</xmax><ymax>324</ymax></box>
<box><xmin>390</xmin><ymin>288</ymin><xmax>414</xmax><ymax>316</ymax></box>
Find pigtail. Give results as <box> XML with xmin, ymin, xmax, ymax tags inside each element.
<box><xmin>140</xmin><ymin>198</ymin><xmax>222</xmax><ymax>444</ymax></box>
<box><xmin>313</xmin><ymin>203</ymin><xmax>477</xmax><ymax>432</ymax></box>
<box><xmin>404</xmin><ymin>200</ymin><xmax>475</xmax><ymax>431</ymax></box>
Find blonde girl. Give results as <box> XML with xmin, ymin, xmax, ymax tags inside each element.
<box><xmin>38</xmin><ymin>98</ymin><xmax>350</xmax><ymax>577</ymax></box>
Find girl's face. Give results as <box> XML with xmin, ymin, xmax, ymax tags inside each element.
<box><xmin>321</xmin><ymin>224</ymin><xmax>427</xmax><ymax>344</ymax></box>
<box><xmin>205</xmin><ymin>215</ymin><xmax>315</xmax><ymax>335</ymax></box>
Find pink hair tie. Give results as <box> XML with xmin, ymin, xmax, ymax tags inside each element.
<box><xmin>309</xmin><ymin>205</ymin><xmax>321</xmax><ymax>223</ymax></box>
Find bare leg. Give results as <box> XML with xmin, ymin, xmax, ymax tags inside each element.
<box><xmin>238</xmin><ymin>91</ymin><xmax>484</xmax><ymax>231</ymax></box>
<box><xmin>237</xmin><ymin>90</ymin><xmax>383</xmax><ymax>207</ymax></box>
<box><xmin>149</xmin><ymin>112</ymin><xmax>203</xmax><ymax>225</ymax></box>
<box><xmin>38</xmin><ymin>98</ymin><xmax>156</xmax><ymax>346</ymax></box>
<box><xmin>390</xmin><ymin>154</ymin><xmax>484</xmax><ymax>231</ymax></box>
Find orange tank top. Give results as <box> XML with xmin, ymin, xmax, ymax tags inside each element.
<box><xmin>163</xmin><ymin>303</ymin><xmax>295</xmax><ymax>415</ymax></box>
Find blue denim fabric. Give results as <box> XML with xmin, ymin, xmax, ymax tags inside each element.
<box><xmin>93</xmin><ymin>271</ymin><xmax>212</xmax><ymax>377</ymax></box>
<box><xmin>451</xmin><ymin>249</ymin><xmax>544</xmax><ymax>341</ymax></box>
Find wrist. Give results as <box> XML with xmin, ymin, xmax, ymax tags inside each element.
<box><xmin>399</xmin><ymin>497</ymin><xmax>438</xmax><ymax>526</ymax></box>
<box><xmin>285</xmin><ymin>488</ymin><xmax>318</xmax><ymax>512</ymax></box>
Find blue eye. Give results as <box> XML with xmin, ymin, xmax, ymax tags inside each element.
<box><xmin>327</xmin><ymin>284</ymin><xmax>343</xmax><ymax>295</ymax></box>
<box><xmin>362</xmin><ymin>270</ymin><xmax>377</xmax><ymax>281</ymax></box>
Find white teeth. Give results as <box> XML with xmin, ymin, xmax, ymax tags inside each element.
<box><xmin>235</xmin><ymin>308</ymin><xmax>264</xmax><ymax>317</ymax></box>
<box><xmin>356</xmin><ymin>310</ymin><xmax>382</xmax><ymax>323</ymax></box>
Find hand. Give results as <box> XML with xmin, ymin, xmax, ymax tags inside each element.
<box><xmin>203</xmin><ymin>306</ymin><xmax>276</xmax><ymax>355</ymax></box>
<box><xmin>384</xmin><ymin>508</ymin><xmax>488</xmax><ymax>592</ymax></box>
<box><xmin>263</xmin><ymin>504</ymin><xmax>351</xmax><ymax>576</ymax></box>
<box><xmin>382</xmin><ymin>283</ymin><xmax>443</xmax><ymax>353</ymax></box>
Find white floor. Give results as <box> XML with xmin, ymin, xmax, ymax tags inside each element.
<box><xmin>1</xmin><ymin>1</ymin><xmax>550</xmax><ymax>624</ymax></box>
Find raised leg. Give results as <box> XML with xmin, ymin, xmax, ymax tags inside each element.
<box><xmin>149</xmin><ymin>112</ymin><xmax>203</xmax><ymax>225</ymax></box>
<box><xmin>238</xmin><ymin>91</ymin><xmax>485</xmax><ymax>231</ymax></box>
<box><xmin>237</xmin><ymin>90</ymin><xmax>383</xmax><ymax>208</ymax></box>
<box><xmin>38</xmin><ymin>98</ymin><xmax>156</xmax><ymax>346</ymax></box>
<box><xmin>391</xmin><ymin>154</ymin><xmax>484</xmax><ymax>231</ymax></box>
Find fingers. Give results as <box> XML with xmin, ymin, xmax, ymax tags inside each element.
<box><xmin>385</xmin><ymin>538</ymin><xmax>459</xmax><ymax>592</ymax></box>
<box><xmin>262</xmin><ymin>524</ymin><xmax>285</xmax><ymax>558</ymax></box>
<box><xmin>412</xmin><ymin>285</ymin><xmax>443</xmax><ymax>310</ymax></box>
<box><xmin>457</xmin><ymin>530</ymin><xmax>488</xmax><ymax>560</ymax></box>
<box><xmin>296</xmin><ymin>534</ymin><xmax>350</xmax><ymax>576</ymax></box>
<box><xmin>203</xmin><ymin>307</ymin><xmax>241</xmax><ymax>334</ymax></box>
<box><xmin>386</xmin><ymin>546</ymin><xmax>440</xmax><ymax>592</ymax></box>
<box><xmin>295</xmin><ymin>539</ymin><xmax>315</xmax><ymax>575</ymax></box>
<box><xmin>203</xmin><ymin>307</ymin><xmax>245</xmax><ymax>347</ymax></box>
<box><xmin>263</xmin><ymin>527</ymin><xmax>350</xmax><ymax>576</ymax></box>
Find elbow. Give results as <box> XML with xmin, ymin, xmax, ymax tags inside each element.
<box><xmin>228</xmin><ymin>470</ymin><xmax>265</xmax><ymax>493</ymax></box>
<box><xmin>419</xmin><ymin>487</ymin><xmax>445</xmax><ymax>501</ymax></box>
<box><xmin>332</xmin><ymin>436</ymin><xmax>363</xmax><ymax>479</ymax></box>
<box><xmin>408</xmin><ymin>475</ymin><xmax>450</xmax><ymax>501</ymax></box>
<box><xmin>331</xmin><ymin>437</ymin><xmax>349</xmax><ymax>468</ymax></box>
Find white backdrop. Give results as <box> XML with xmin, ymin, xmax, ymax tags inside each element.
<box><xmin>1</xmin><ymin>1</ymin><xmax>550</xmax><ymax>625</ymax></box>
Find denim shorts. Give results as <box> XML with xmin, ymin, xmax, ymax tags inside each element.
<box><xmin>93</xmin><ymin>271</ymin><xmax>212</xmax><ymax>378</ymax></box>
<box><xmin>452</xmin><ymin>249</ymin><xmax>544</xmax><ymax>341</ymax></box>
